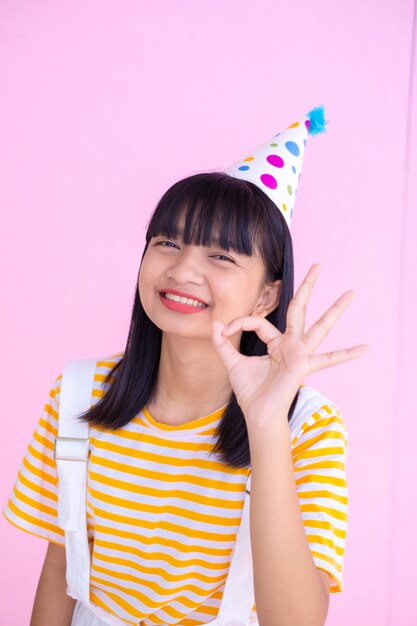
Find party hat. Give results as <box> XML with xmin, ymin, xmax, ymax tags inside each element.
<box><xmin>224</xmin><ymin>105</ymin><xmax>328</xmax><ymax>229</ymax></box>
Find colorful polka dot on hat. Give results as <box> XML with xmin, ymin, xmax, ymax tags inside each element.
<box><xmin>224</xmin><ymin>105</ymin><xmax>328</xmax><ymax>229</ymax></box>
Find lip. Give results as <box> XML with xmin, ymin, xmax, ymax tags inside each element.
<box><xmin>159</xmin><ymin>288</ymin><xmax>209</xmax><ymax>306</ymax></box>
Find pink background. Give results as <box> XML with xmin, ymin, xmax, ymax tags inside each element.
<box><xmin>1</xmin><ymin>1</ymin><xmax>416</xmax><ymax>624</ymax></box>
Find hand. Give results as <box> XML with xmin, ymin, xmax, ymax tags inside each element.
<box><xmin>211</xmin><ymin>263</ymin><xmax>371</xmax><ymax>431</ymax></box>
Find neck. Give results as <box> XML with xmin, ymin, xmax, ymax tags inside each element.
<box><xmin>147</xmin><ymin>332</ymin><xmax>234</xmax><ymax>424</ymax></box>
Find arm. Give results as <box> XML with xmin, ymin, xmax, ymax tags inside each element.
<box><xmin>210</xmin><ymin>266</ymin><xmax>359</xmax><ymax>623</ymax></box>
<box><xmin>30</xmin><ymin>542</ymin><xmax>76</xmax><ymax>626</ymax></box>
<box><xmin>248</xmin><ymin>420</ymin><xmax>329</xmax><ymax>626</ymax></box>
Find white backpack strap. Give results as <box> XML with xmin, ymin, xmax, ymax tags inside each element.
<box><xmin>208</xmin><ymin>473</ymin><xmax>255</xmax><ymax>626</ymax></box>
<box><xmin>54</xmin><ymin>358</ymin><xmax>96</xmax><ymax>531</ymax></box>
<box><xmin>54</xmin><ymin>358</ymin><xmax>96</xmax><ymax>607</ymax></box>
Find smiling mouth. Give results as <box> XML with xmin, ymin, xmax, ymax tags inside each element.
<box><xmin>159</xmin><ymin>291</ymin><xmax>209</xmax><ymax>308</ymax></box>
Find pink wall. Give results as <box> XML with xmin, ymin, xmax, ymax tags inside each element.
<box><xmin>1</xmin><ymin>1</ymin><xmax>415</xmax><ymax>624</ymax></box>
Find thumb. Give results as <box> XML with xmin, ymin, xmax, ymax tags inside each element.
<box><xmin>211</xmin><ymin>320</ymin><xmax>242</xmax><ymax>374</ymax></box>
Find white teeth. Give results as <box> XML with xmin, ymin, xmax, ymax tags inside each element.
<box><xmin>163</xmin><ymin>292</ymin><xmax>207</xmax><ymax>308</ymax></box>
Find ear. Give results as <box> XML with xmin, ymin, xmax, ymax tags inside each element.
<box><xmin>252</xmin><ymin>280</ymin><xmax>282</xmax><ymax>317</ymax></box>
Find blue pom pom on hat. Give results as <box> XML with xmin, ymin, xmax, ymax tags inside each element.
<box><xmin>224</xmin><ymin>105</ymin><xmax>328</xmax><ymax>230</ymax></box>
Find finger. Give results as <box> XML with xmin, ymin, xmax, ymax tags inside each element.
<box><xmin>309</xmin><ymin>344</ymin><xmax>372</xmax><ymax>372</ymax></box>
<box><xmin>211</xmin><ymin>320</ymin><xmax>244</xmax><ymax>373</ymax></box>
<box><xmin>303</xmin><ymin>290</ymin><xmax>357</xmax><ymax>351</ymax></box>
<box><xmin>286</xmin><ymin>264</ymin><xmax>321</xmax><ymax>335</ymax></box>
<box><xmin>221</xmin><ymin>315</ymin><xmax>283</xmax><ymax>348</ymax></box>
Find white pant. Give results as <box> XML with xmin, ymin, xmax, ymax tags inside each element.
<box><xmin>71</xmin><ymin>601</ymin><xmax>111</xmax><ymax>626</ymax></box>
<box><xmin>71</xmin><ymin>600</ymin><xmax>258</xmax><ymax>626</ymax></box>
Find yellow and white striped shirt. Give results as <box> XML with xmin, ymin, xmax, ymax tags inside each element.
<box><xmin>3</xmin><ymin>352</ymin><xmax>348</xmax><ymax>625</ymax></box>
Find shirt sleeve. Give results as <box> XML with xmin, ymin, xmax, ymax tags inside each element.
<box><xmin>3</xmin><ymin>374</ymin><xmax>65</xmax><ymax>546</ymax></box>
<box><xmin>290</xmin><ymin>400</ymin><xmax>348</xmax><ymax>593</ymax></box>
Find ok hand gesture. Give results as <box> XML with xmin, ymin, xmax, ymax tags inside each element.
<box><xmin>211</xmin><ymin>264</ymin><xmax>371</xmax><ymax>432</ymax></box>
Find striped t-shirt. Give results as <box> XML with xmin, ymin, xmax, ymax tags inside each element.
<box><xmin>3</xmin><ymin>352</ymin><xmax>348</xmax><ymax>625</ymax></box>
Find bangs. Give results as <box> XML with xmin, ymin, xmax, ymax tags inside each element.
<box><xmin>145</xmin><ymin>172</ymin><xmax>269</xmax><ymax>256</ymax></box>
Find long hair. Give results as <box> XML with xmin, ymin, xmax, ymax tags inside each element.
<box><xmin>80</xmin><ymin>171</ymin><xmax>300</xmax><ymax>469</ymax></box>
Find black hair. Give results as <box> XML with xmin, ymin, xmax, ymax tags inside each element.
<box><xmin>80</xmin><ymin>171</ymin><xmax>300</xmax><ymax>469</ymax></box>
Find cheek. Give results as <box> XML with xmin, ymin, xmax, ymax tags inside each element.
<box><xmin>137</xmin><ymin>259</ymin><xmax>153</xmax><ymax>301</ymax></box>
<box><xmin>214</xmin><ymin>281</ymin><xmax>254</xmax><ymax>312</ymax></box>
<box><xmin>138</xmin><ymin>270</ymin><xmax>156</xmax><ymax>323</ymax></box>
<box><xmin>238</xmin><ymin>280</ymin><xmax>264</xmax><ymax>313</ymax></box>
<box><xmin>137</xmin><ymin>265</ymin><xmax>145</xmax><ymax>293</ymax></box>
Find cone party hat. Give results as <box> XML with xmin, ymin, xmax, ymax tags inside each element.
<box><xmin>224</xmin><ymin>105</ymin><xmax>328</xmax><ymax>229</ymax></box>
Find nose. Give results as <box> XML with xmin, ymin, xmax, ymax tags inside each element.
<box><xmin>165</xmin><ymin>246</ymin><xmax>205</xmax><ymax>285</ymax></box>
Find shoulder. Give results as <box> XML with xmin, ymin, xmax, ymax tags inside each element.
<box><xmin>95</xmin><ymin>351</ymin><xmax>124</xmax><ymax>377</ymax></box>
<box><xmin>52</xmin><ymin>351</ymin><xmax>125</xmax><ymax>407</ymax></box>
<box><xmin>289</xmin><ymin>384</ymin><xmax>346</xmax><ymax>446</ymax></box>
<box><xmin>91</xmin><ymin>351</ymin><xmax>125</xmax><ymax>400</ymax></box>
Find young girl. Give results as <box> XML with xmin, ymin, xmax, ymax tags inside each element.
<box><xmin>4</xmin><ymin>107</ymin><xmax>370</xmax><ymax>626</ymax></box>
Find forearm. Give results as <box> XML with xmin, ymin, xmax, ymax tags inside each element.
<box><xmin>30</xmin><ymin>543</ymin><xmax>76</xmax><ymax>626</ymax></box>
<box><xmin>247</xmin><ymin>420</ymin><xmax>329</xmax><ymax>626</ymax></box>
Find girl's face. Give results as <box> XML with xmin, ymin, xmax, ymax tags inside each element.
<box><xmin>138</xmin><ymin>230</ymin><xmax>281</xmax><ymax>342</ymax></box>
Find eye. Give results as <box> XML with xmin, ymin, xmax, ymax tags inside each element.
<box><xmin>154</xmin><ymin>240</ymin><xmax>235</xmax><ymax>263</ymax></box>
<box><xmin>155</xmin><ymin>239</ymin><xmax>179</xmax><ymax>249</ymax></box>
<box><xmin>212</xmin><ymin>254</ymin><xmax>235</xmax><ymax>264</ymax></box>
